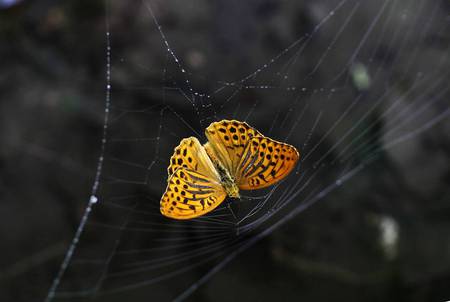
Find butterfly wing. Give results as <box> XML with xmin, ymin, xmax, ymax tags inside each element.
<box><xmin>167</xmin><ymin>137</ymin><xmax>220</xmax><ymax>181</ymax></box>
<box><xmin>204</xmin><ymin>120</ymin><xmax>262</xmax><ymax>175</ymax></box>
<box><xmin>162</xmin><ymin>137</ymin><xmax>226</xmax><ymax>220</ymax></box>
<box><xmin>236</xmin><ymin>136</ymin><xmax>299</xmax><ymax>190</ymax></box>
<box><xmin>160</xmin><ymin>168</ymin><xmax>227</xmax><ymax>220</ymax></box>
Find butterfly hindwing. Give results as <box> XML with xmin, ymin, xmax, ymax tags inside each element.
<box><xmin>160</xmin><ymin>168</ymin><xmax>227</xmax><ymax>220</ymax></box>
<box><xmin>236</xmin><ymin>136</ymin><xmax>299</xmax><ymax>190</ymax></box>
<box><xmin>204</xmin><ymin>120</ymin><xmax>262</xmax><ymax>174</ymax></box>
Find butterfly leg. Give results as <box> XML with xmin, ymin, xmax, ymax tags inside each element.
<box><xmin>224</xmin><ymin>198</ymin><xmax>240</xmax><ymax>223</ymax></box>
<box><xmin>225</xmin><ymin>200</ymin><xmax>242</xmax><ymax>236</ymax></box>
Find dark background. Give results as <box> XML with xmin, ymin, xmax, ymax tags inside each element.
<box><xmin>1</xmin><ymin>0</ymin><xmax>450</xmax><ymax>301</ymax></box>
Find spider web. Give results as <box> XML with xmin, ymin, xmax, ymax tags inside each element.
<box><xmin>45</xmin><ymin>0</ymin><xmax>449</xmax><ymax>301</ymax></box>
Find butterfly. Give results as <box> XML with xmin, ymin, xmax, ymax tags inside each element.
<box><xmin>160</xmin><ymin>120</ymin><xmax>299</xmax><ymax>220</ymax></box>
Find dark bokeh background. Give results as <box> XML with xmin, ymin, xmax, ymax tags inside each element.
<box><xmin>1</xmin><ymin>0</ymin><xmax>450</xmax><ymax>301</ymax></box>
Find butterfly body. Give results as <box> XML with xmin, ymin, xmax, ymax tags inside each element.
<box><xmin>213</xmin><ymin>155</ymin><xmax>240</xmax><ymax>198</ymax></box>
<box><xmin>160</xmin><ymin>120</ymin><xmax>299</xmax><ymax>220</ymax></box>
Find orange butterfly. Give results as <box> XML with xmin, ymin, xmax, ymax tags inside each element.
<box><xmin>160</xmin><ymin>120</ymin><xmax>299</xmax><ymax>220</ymax></box>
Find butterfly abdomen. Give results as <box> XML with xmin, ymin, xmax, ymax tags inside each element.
<box><xmin>213</xmin><ymin>158</ymin><xmax>240</xmax><ymax>198</ymax></box>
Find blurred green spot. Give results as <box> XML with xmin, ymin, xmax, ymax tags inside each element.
<box><xmin>61</xmin><ymin>95</ymin><xmax>81</xmax><ymax>112</ymax></box>
<box><xmin>351</xmin><ymin>63</ymin><xmax>371</xmax><ymax>90</ymax></box>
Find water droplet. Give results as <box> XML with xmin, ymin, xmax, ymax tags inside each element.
<box><xmin>90</xmin><ymin>195</ymin><xmax>98</xmax><ymax>204</ymax></box>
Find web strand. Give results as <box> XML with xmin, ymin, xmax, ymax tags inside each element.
<box><xmin>44</xmin><ymin>2</ymin><xmax>113</xmax><ymax>301</ymax></box>
<box><xmin>45</xmin><ymin>0</ymin><xmax>450</xmax><ymax>300</ymax></box>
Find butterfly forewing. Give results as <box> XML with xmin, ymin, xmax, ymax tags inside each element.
<box><xmin>167</xmin><ymin>137</ymin><xmax>220</xmax><ymax>181</ymax></box>
<box><xmin>204</xmin><ymin>120</ymin><xmax>262</xmax><ymax>174</ymax></box>
<box><xmin>236</xmin><ymin>136</ymin><xmax>299</xmax><ymax>190</ymax></box>
<box><xmin>160</xmin><ymin>168</ymin><xmax>227</xmax><ymax>220</ymax></box>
